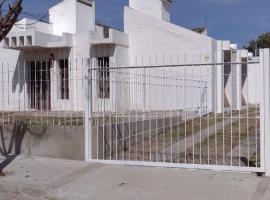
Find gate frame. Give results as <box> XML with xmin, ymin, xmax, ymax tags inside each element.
<box><xmin>85</xmin><ymin>58</ymin><xmax>93</xmax><ymax>161</ymax></box>
<box><xmin>260</xmin><ymin>49</ymin><xmax>270</xmax><ymax>176</ymax></box>
<box><xmin>85</xmin><ymin>50</ymin><xmax>270</xmax><ymax>175</ymax></box>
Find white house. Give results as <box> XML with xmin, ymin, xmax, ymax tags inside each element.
<box><xmin>0</xmin><ymin>0</ymin><xmax>254</xmax><ymax>115</ymax></box>
<box><xmin>0</xmin><ymin>0</ymin><xmax>129</xmax><ymax>113</ymax></box>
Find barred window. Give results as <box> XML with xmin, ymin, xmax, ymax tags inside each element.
<box><xmin>98</xmin><ymin>57</ymin><xmax>110</xmax><ymax>99</ymax></box>
<box><xmin>59</xmin><ymin>59</ymin><xmax>69</xmax><ymax>99</ymax></box>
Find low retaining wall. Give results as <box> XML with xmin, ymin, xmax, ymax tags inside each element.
<box><xmin>1</xmin><ymin>125</ymin><xmax>85</xmax><ymax>161</ymax></box>
<box><xmin>1</xmin><ymin>116</ymin><xmax>182</xmax><ymax>161</ymax></box>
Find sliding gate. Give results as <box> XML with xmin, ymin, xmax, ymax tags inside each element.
<box><xmin>85</xmin><ymin>49</ymin><xmax>270</xmax><ymax>174</ymax></box>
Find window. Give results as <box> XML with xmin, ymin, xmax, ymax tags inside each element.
<box><xmin>28</xmin><ymin>61</ymin><xmax>51</xmax><ymax>110</ymax></box>
<box><xmin>103</xmin><ymin>26</ymin><xmax>109</xmax><ymax>38</ymax></box>
<box><xmin>98</xmin><ymin>57</ymin><xmax>110</xmax><ymax>99</ymax></box>
<box><xmin>59</xmin><ymin>59</ymin><xmax>69</xmax><ymax>99</ymax></box>
<box><xmin>223</xmin><ymin>50</ymin><xmax>232</xmax><ymax>108</ymax></box>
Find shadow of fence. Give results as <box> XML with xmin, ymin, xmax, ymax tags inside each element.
<box><xmin>0</xmin><ymin>121</ymin><xmax>28</xmax><ymax>175</ymax></box>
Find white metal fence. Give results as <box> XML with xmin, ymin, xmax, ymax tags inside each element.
<box><xmin>0</xmin><ymin>59</ymin><xmax>87</xmax><ymax>126</ymax></box>
<box><xmin>85</xmin><ymin>50</ymin><xmax>270</xmax><ymax>174</ymax></box>
<box><xmin>1</xmin><ymin>49</ymin><xmax>270</xmax><ymax>175</ymax></box>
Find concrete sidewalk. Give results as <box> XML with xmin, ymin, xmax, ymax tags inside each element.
<box><xmin>0</xmin><ymin>156</ymin><xmax>270</xmax><ymax>200</ymax></box>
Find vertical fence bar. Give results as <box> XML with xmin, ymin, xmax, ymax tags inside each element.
<box><xmin>260</xmin><ymin>49</ymin><xmax>270</xmax><ymax>176</ymax></box>
<box><xmin>7</xmin><ymin>63</ymin><xmax>10</xmax><ymax>124</ymax></box>
<box><xmin>184</xmin><ymin>54</ymin><xmax>187</xmax><ymax>163</ymax></box>
<box><xmin>246</xmin><ymin>59</ymin><xmax>250</xmax><ymax>167</ymax></box>
<box><xmin>85</xmin><ymin>58</ymin><xmax>92</xmax><ymax>161</ymax></box>
<box><xmin>1</xmin><ymin>61</ymin><xmax>4</xmax><ymax>125</ymax></box>
<box><xmin>255</xmin><ymin>60</ymin><xmax>259</xmax><ymax>168</ymax></box>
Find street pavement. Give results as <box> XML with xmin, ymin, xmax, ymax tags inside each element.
<box><xmin>0</xmin><ymin>156</ymin><xmax>269</xmax><ymax>200</ymax></box>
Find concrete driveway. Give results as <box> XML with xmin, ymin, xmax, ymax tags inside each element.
<box><xmin>0</xmin><ymin>156</ymin><xmax>269</xmax><ymax>200</ymax></box>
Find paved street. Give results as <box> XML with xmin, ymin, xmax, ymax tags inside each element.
<box><xmin>0</xmin><ymin>156</ymin><xmax>270</xmax><ymax>200</ymax></box>
<box><xmin>0</xmin><ymin>192</ymin><xmax>44</xmax><ymax>200</ymax></box>
<box><xmin>0</xmin><ymin>192</ymin><xmax>35</xmax><ymax>200</ymax></box>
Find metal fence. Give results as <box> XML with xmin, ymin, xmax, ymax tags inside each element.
<box><xmin>86</xmin><ymin>52</ymin><xmax>267</xmax><ymax>173</ymax></box>
<box><xmin>1</xmin><ymin>49</ymin><xmax>270</xmax><ymax>174</ymax></box>
<box><xmin>0</xmin><ymin>59</ymin><xmax>87</xmax><ymax>126</ymax></box>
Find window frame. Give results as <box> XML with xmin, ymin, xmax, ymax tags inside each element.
<box><xmin>97</xmin><ymin>56</ymin><xmax>110</xmax><ymax>99</ymax></box>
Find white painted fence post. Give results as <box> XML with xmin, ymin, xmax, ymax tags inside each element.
<box><xmin>85</xmin><ymin>58</ymin><xmax>93</xmax><ymax>161</ymax></box>
<box><xmin>260</xmin><ymin>49</ymin><xmax>270</xmax><ymax>176</ymax></box>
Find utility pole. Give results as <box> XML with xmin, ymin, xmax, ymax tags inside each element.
<box><xmin>0</xmin><ymin>0</ymin><xmax>23</xmax><ymax>42</ymax></box>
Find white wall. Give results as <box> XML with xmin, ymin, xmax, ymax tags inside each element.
<box><xmin>214</xmin><ymin>40</ymin><xmax>242</xmax><ymax>113</ymax></box>
<box><xmin>49</xmin><ymin>0</ymin><xmax>77</xmax><ymax>35</ymax></box>
<box><xmin>49</xmin><ymin>0</ymin><xmax>95</xmax><ymax>35</ymax></box>
<box><xmin>129</xmin><ymin>0</ymin><xmax>171</xmax><ymax>22</ymax></box>
<box><xmin>124</xmin><ymin>7</ymin><xmax>215</xmax><ymax>59</ymax></box>
<box><xmin>124</xmin><ymin>7</ymin><xmax>216</xmax><ymax>113</ymax></box>
<box><xmin>231</xmin><ymin>50</ymin><xmax>243</xmax><ymax>110</ymax></box>
<box><xmin>113</xmin><ymin>45</ymin><xmax>130</xmax><ymax>113</ymax></box>
<box><xmin>0</xmin><ymin>48</ymin><xmax>20</xmax><ymax>61</ymax></box>
<box><xmin>76</xmin><ymin>1</ymin><xmax>95</xmax><ymax>33</ymax></box>
<box><xmin>0</xmin><ymin>49</ymin><xmax>23</xmax><ymax>112</ymax></box>
<box><xmin>247</xmin><ymin>57</ymin><xmax>260</xmax><ymax>105</ymax></box>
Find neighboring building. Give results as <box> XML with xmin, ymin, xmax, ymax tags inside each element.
<box><xmin>0</xmin><ymin>0</ymin><xmax>253</xmax><ymax>114</ymax></box>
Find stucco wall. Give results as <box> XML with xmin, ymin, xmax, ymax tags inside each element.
<box><xmin>0</xmin><ymin>49</ymin><xmax>24</xmax><ymax>112</ymax></box>
<box><xmin>76</xmin><ymin>1</ymin><xmax>95</xmax><ymax>33</ymax></box>
<box><xmin>0</xmin><ymin>48</ymin><xmax>20</xmax><ymax>61</ymax></box>
<box><xmin>129</xmin><ymin>0</ymin><xmax>170</xmax><ymax>22</ymax></box>
<box><xmin>247</xmin><ymin>58</ymin><xmax>260</xmax><ymax>105</ymax></box>
<box><xmin>49</xmin><ymin>0</ymin><xmax>95</xmax><ymax>36</ymax></box>
<box><xmin>124</xmin><ymin>7</ymin><xmax>216</xmax><ymax>113</ymax></box>
<box><xmin>49</xmin><ymin>0</ymin><xmax>77</xmax><ymax>35</ymax></box>
<box><xmin>124</xmin><ymin>7</ymin><xmax>215</xmax><ymax>59</ymax></box>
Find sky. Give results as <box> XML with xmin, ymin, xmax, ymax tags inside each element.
<box><xmin>4</xmin><ymin>0</ymin><xmax>270</xmax><ymax>47</ymax></box>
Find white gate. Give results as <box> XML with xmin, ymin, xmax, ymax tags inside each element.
<box><xmin>85</xmin><ymin>49</ymin><xmax>270</xmax><ymax>175</ymax></box>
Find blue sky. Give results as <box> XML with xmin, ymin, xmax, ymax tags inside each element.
<box><xmin>6</xmin><ymin>0</ymin><xmax>270</xmax><ymax>47</ymax></box>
